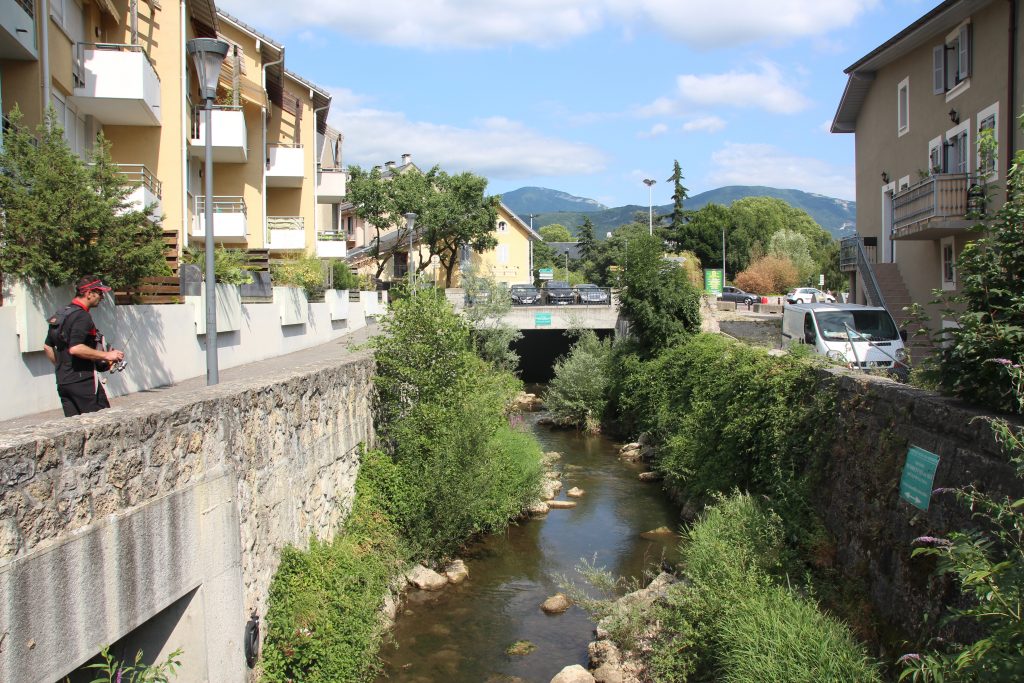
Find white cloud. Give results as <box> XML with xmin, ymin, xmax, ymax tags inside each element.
<box><xmin>219</xmin><ymin>0</ymin><xmax>877</xmax><ymax>49</ymax></box>
<box><xmin>328</xmin><ymin>90</ymin><xmax>606</xmax><ymax>179</ymax></box>
<box><xmin>675</xmin><ymin>62</ymin><xmax>811</xmax><ymax>114</ymax></box>
<box><xmin>708</xmin><ymin>142</ymin><xmax>853</xmax><ymax>199</ymax></box>
<box><xmin>638</xmin><ymin>123</ymin><xmax>669</xmax><ymax>139</ymax></box>
<box><xmin>682</xmin><ymin>116</ymin><xmax>726</xmax><ymax>133</ymax></box>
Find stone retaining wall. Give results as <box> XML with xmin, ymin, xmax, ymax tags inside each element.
<box><xmin>0</xmin><ymin>350</ymin><xmax>376</xmax><ymax>681</ymax></box>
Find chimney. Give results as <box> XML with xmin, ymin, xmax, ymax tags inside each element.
<box><xmin>372</xmin><ymin>165</ymin><xmax>382</xmax><ymax>172</ymax></box>
<box><xmin>401</xmin><ymin>153</ymin><xmax>412</xmax><ymax>166</ymax></box>
<box><xmin>385</xmin><ymin>160</ymin><xmax>397</xmax><ymax>170</ymax></box>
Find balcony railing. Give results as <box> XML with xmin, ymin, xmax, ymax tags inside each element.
<box><xmin>196</xmin><ymin>196</ymin><xmax>246</xmax><ymax>215</ymax></box>
<box><xmin>892</xmin><ymin>173</ymin><xmax>976</xmax><ymax>239</ymax></box>
<box><xmin>116</xmin><ymin>164</ymin><xmax>162</xmax><ymax>198</ymax></box>
<box><xmin>2</xmin><ymin>0</ymin><xmax>37</xmax><ymax>61</ymax></box>
<box><xmin>267</xmin><ymin>216</ymin><xmax>305</xmax><ymax>250</ymax></box>
<box><xmin>267</xmin><ymin>216</ymin><xmax>304</xmax><ymax>231</ymax></box>
<box><xmin>316</xmin><ymin>167</ymin><xmax>347</xmax><ymax>202</ymax></box>
<box><xmin>189</xmin><ymin>105</ymin><xmax>247</xmax><ymax>162</ymax></box>
<box><xmin>14</xmin><ymin>0</ymin><xmax>33</xmax><ymax>17</ymax></box>
<box><xmin>192</xmin><ymin>196</ymin><xmax>247</xmax><ymax>242</ymax></box>
<box><xmin>315</xmin><ymin>231</ymin><xmax>348</xmax><ymax>258</ymax></box>
<box><xmin>73</xmin><ymin>43</ymin><xmax>161</xmax><ymax>126</ymax></box>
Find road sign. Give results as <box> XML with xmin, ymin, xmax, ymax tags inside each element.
<box><xmin>538</xmin><ymin>268</ymin><xmax>554</xmax><ymax>281</ymax></box>
<box><xmin>535</xmin><ymin>312</ymin><xmax>552</xmax><ymax>326</ymax></box>
<box><xmin>704</xmin><ymin>269</ymin><xmax>723</xmax><ymax>295</ymax></box>
<box><xmin>819</xmin><ymin>273</ymin><xmax>825</xmax><ymax>286</ymax></box>
<box><xmin>900</xmin><ymin>446</ymin><xmax>940</xmax><ymax>510</ymax></box>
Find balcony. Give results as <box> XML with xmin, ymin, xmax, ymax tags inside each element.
<box><xmin>839</xmin><ymin>236</ymin><xmax>876</xmax><ymax>273</ymax></box>
<box><xmin>1</xmin><ymin>0</ymin><xmax>37</xmax><ymax>60</ymax></box>
<box><xmin>317</xmin><ymin>168</ymin><xmax>346</xmax><ymax>202</ymax></box>
<box><xmin>316</xmin><ymin>231</ymin><xmax>348</xmax><ymax>258</ymax></box>
<box><xmin>191</xmin><ymin>196</ymin><xmax>247</xmax><ymax>243</ymax></box>
<box><xmin>892</xmin><ymin>173</ymin><xmax>978</xmax><ymax>240</ymax></box>
<box><xmin>267</xmin><ymin>216</ymin><xmax>306</xmax><ymax>250</ymax></box>
<box><xmin>189</xmin><ymin>106</ymin><xmax>247</xmax><ymax>163</ymax></box>
<box><xmin>266</xmin><ymin>144</ymin><xmax>305</xmax><ymax>187</ymax></box>
<box><xmin>72</xmin><ymin>44</ymin><xmax>160</xmax><ymax>126</ymax></box>
<box><xmin>116</xmin><ymin>164</ymin><xmax>162</xmax><ymax>221</ymax></box>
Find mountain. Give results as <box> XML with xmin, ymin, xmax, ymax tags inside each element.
<box><xmin>507</xmin><ymin>186</ymin><xmax>856</xmax><ymax>240</ymax></box>
<box><xmin>500</xmin><ymin>186</ymin><xmax>608</xmax><ymax>215</ymax></box>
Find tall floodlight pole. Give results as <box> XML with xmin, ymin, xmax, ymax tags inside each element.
<box><xmin>642</xmin><ymin>178</ymin><xmax>656</xmax><ymax>235</ymax></box>
<box><xmin>722</xmin><ymin>227</ymin><xmax>727</xmax><ymax>283</ymax></box>
<box><xmin>187</xmin><ymin>38</ymin><xmax>230</xmax><ymax>386</ymax></box>
<box><xmin>404</xmin><ymin>212</ymin><xmax>417</xmax><ymax>291</ymax></box>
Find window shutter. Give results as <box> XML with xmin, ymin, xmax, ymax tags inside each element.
<box><xmin>958</xmin><ymin>25</ymin><xmax>970</xmax><ymax>79</ymax></box>
<box><xmin>933</xmin><ymin>46</ymin><xmax>945</xmax><ymax>94</ymax></box>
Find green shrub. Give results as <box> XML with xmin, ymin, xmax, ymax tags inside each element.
<box><xmin>330</xmin><ymin>260</ymin><xmax>362</xmax><ymax>290</ymax></box>
<box><xmin>271</xmin><ymin>255</ymin><xmax>326</xmax><ymax>299</ymax></box>
<box><xmin>545</xmin><ymin>329</ymin><xmax>615</xmax><ymax>431</ymax></box>
<box><xmin>181</xmin><ymin>246</ymin><xmax>252</xmax><ymax>285</ymax></box>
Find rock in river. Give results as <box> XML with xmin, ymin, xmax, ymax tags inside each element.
<box><xmin>638</xmin><ymin>471</ymin><xmax>662</xmax><ymax>482</ymax></box>
<box><xmin>639</xmin><ymin>526</ymin><xmax>676</xmax><ymax>539</ymax></box>
<box><xmin>406</xmin><ymin>564</ymin><xmax>448</xmax><ymax>591</ymax></box>
<box><xmin>541</xmin><ymin>593</ymin><xmax>572</xmax><ymax>614</ymax></box>
<box><xmin>551</xmin><ymin>664</ymin><xmax>595</xmax><ymax>683</ymax></box>
<box><xmin>567</xmin><ymin>487</ymin><xmax>585</xmax><ymax>498</ymax></box>
<box><xmin>547</xmin><ymin>500</ymin><xmax>577</xmax><ymax>509</ymax></box>
<box><xmin>445</xmin><ymin>559</ymin><xmax>469</xmax><ymax>584</ymax></box>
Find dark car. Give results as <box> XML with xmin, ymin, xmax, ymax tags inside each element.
<box><xmin>575</xmin><ymin>283</ymin><xmax>610</xmax><ymax>304</ymax></box>
<box><xmin>544</xmin><ymin>280</ymin><xmax>576</xmax><ymax>305</ymax></box>
<box><xmin>719</xmin><ymin>286</ymin><xmax>760</xmax><ymax>306</ymax></box>
<box><xmin>510</xmin><ymin>284</ymin><xmax>541</xmax><ymax>305</ymax></box>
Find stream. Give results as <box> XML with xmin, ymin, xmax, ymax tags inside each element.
<box><xmin>376</xmin><ymin>411</ymin><xmax>681</xmax><ymax>683</ymax></box>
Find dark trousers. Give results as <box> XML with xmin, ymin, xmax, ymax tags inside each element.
<box><xmin>57</xmin><ymin>379</ymin><xmax>110</xmax><ymax>417</ymax></box>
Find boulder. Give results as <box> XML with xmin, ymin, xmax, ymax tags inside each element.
<box><xmin>543</xmin><ymin>450</ymin><xmax>562</xmax><ymax>461</ymax></box>
<box><xmin>541</xmin><ymin>593</ymin><xmax>572</xmax><ymax>614</ymax></box>
<box><xmin>638</xmin><ymin>471</ymin><xmax>662</xmax><ymax>482</ymax></box>
<box><xmin>639</xmin><ymin>526</ymin><xmax>675</xmax><ymax>540</ymax></box>
<box><xmin>406</xmin><ymin>564</ymin><xmax>448</xmax><ymax>591</ymax></box>
<box><xmin>511</xmin><ymin>391</ymin><xmax>544</xmax><ymax>412</ymax></box>
<box><xmin>591</xmin><ymin>665</ymin><xmax>624</xmax><ymax>683</ymax></box>
<box><xmin>527</xmin><ymin>501</ymin><xmax>550</xmax><ymax>516</ymax></box>
<box><xmin>567</xmin><ymin>487</ymin><xmax>585</xmax><ymax>498</ymax></box>
<box><xmin>445</xmin><ymin>559</ymin><xmax>469</xmax><ymax>584</ymax></box>
<box><xmin>541</xmin><ymin>479</ymin><xmax>563</xmax><ymax>500</ymax></box>
<box><xmin>545</xmin><ymin>470</ymin><xmax>563</xmax><ymax>479</ymax></box>
<box><xmin>547</xmin><ymin>500</ymin><xmax>578</xmax><ymax>509</ymax></box>
<box><xmin>551</xmin><ymin>665</ymin><xmax>595</xmax><ymax>683</ymax></box>
<box><xmin>618</xmin><ymin>442</ymin><xmax>642</xmax><ymax>461</ymax></box>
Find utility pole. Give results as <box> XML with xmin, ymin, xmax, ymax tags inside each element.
<box><xmin>643</xmin><ymin>178</ymin><xmax>656</xmax><ymax>236</ymax></box>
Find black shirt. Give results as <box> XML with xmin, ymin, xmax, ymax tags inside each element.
<box><xmin>50</xmin><ymin>302</ymin><xmax>100</xmax><ymax>385</ymax></box>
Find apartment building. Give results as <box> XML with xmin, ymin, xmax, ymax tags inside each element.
<box><xmin>0</xmin><ymin>0</ymin><xmax>338</xmax><ymax>269</ymax></box>
<box><xmin>832</xmin><ymin>0</ymin><xmax>1022</xmax><ymax>334</ymax></box>
<box><xmin>467</xmin><ymin>202</ymin><xmax>542</xmax><ymax>286</ymax></box>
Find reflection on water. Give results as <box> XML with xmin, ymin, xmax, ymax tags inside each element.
<box><xmin>377</xmin><ymin>413</ymin><xmax>680</xmax><ymax>683</ymax></box>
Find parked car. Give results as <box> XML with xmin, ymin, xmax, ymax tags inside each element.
<box><xmin>575</xmin><ymin>283</ymin><xmax>610</xmax><ymax>304</ymax></box>
<box><xmin>510</xmin><ymin>284</ymin><xmax>541</xmax><ymax>305</ymax></box>
<box><xmin>544</xmin><ymin>280</ymin><xmax>576</xmax><ymax>305</ymax></box>
<box><xmin>718</xmin><ymin>286</ymin><xmax>759</xmax><ymax>306</ymax></box>
<box><xmin>786</xmin><ymin>287</ymin><xmax>836</xmax><ymax>304</ymax></box>
<box><xmin>782</xmin><ymin>303</ymin><xmax>909</xmax><ymax>372</ymax></box>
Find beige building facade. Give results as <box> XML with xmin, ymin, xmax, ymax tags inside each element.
<box><xmin>833</xmin><ymin>0</ymin><xmax>1022</xmax><ymax>332</ymax></box>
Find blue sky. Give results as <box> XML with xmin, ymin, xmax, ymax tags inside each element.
<box><xmin>220</xmin><ymin>0</ymin><xmax>933</xmax><ymax>207</ymax></box>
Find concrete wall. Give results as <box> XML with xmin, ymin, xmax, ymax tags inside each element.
<box><xmin>0</xmin><ymin>347</ymin><xmax>376</xmax><ymax>682</ymax></box>
<box><xmin>815</xmin><ymin>369</ymin><xmax>1024</xmax><ymax>642</ymax></box>
<box><xmin>0</xmin><ymin>282</ymin><xmax>375</xmax><ymax>421</ymax></box>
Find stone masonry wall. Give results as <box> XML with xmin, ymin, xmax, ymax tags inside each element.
<box><xmin>0</xmin><ymin>347</ymin><xmax>376</xmax><ymax>677</ymax></box>
<box><xmin>816</xmin><ymin>369</ymin><xmax>1024</xmax><ymax>642</ymax></box>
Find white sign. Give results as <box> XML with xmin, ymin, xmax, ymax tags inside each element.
<box><xmin>819</xmin><ymin>274</ymin><xmax>825</xmax><ymax>286</ymax></box>
<box><xmin>538</xmin><ymin>268</ymin><xmax>554</xmax><ymax>281</ymax></box>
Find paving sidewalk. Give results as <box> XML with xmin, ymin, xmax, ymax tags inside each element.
<box><xmin>0</xmin><ymin>323</ymin><xmax>380</xmax><ymax>437</ymax></box>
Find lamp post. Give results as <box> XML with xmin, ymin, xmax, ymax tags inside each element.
<box><xmin>403</xmin><ymin>212</ymin><xmax>417</xmax><ymax>290</ymax></box>
<box><xmin>187</xmin><ymin>37</ymin><xmax>230</xmax><ymax>386</ymax></box>
<box><xmin>642</xmin><ymin>178</ymin><xmax>656</xmax><ymax>235</ymax></box>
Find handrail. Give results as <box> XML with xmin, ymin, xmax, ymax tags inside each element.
<box><xmin>267</xmin><ymin>216</ymin><xmax>304</xmax><ymax>230</ymax></box>
<box><xmin>195</xmin><ymin>196</ymin><xmax>247</xmax><ymax>214</ymax></box>
<box><xmin>316</xmin><ymin>231</ymin><xmax>347</xmax><ymax>242</ymax></box>
<box><xmin>856</xmin><ymin>239</ymin><xmax>886</xmax><ymax>309</ymax></box>
<box><xmin>114</xmin><ymin>164</ymin><xmax>162</xmax><ymax>198</ymax></box>
<box><xmin>76</xmin><ymin>43</ymin><xmax>160</xmax><ymax>82</ymax></box>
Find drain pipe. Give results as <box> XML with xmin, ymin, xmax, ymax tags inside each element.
<box><xmin>1008</xmin><ymin>0</ymin><xmax>1018</xmax><ymax>174</ymax></box>
<box><xmin>180</xmin><ymin>0</ymin><xmax>189</xmax><ymax>250</ymax></box>
<box><xmin>40</xmin><ymin>0</ymin><xmax>50</xmax><ymax>113</ymax></box>
<box><xmin>262</xmin><ymin>47</ymin><xmax>284</xmax><ymax>248</ymax></box>
<box><xmin>312</xmin><ymin>103</ymin><xmax>330</xmax><ymax>240</ymax></box>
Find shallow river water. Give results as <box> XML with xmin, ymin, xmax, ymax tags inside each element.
<box><xmin>376</xmin><ymin>413</ymin><xmax>681</xmax><ymax>683</ymax></box>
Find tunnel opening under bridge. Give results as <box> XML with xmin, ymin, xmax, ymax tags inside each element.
<box><xmin>510</xmin><ymin>328</ymin><xmax>616</xmax><ymax>383</ymax></box>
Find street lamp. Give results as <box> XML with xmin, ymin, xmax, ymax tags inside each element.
<box><xmin>403</xmin><ymin>212</ymin><xmax>417</xmax><ymax>290</ymax></box>
<box><xmin>187</xmin><ymin>37</ymin><xmax>230</xmax><ymax>386</ymax></box>
<box><xmin>642</xmin><ymin>178</ymin><xmax>656</xmax><ymax>235</ymax></box>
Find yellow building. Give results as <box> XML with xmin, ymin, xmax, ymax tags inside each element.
<box><xmin>466</xmin><ymin>202</ymin><xmax>541</xmax><ymax>286</ymax></box>
<box><xmin>0</xmin><ymin>1</ymin><xmax>337</xmax><ymax>267</ymax></box>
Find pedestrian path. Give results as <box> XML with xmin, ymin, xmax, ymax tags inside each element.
<box><xmin>0</xmin><ymin>323</ymin><xmax>380</xmax><ymax>436</ymax></box>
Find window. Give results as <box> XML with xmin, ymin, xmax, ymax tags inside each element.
<box><xmin>346</xmin><ymin>216</ymin><xmax>353</xmax><ymax>235</ymax></box>
<box><xmin>941</xmin><ymin>237</ymin><xmax>956</xmax><ymax>290</ymax></box>
<box><xmin>497</xmin><ymin>220</ymin><xmax>507</xmax><ymax>233</ymax></box>
<box><xmin>897</xmin><ymin>78</ymin><xmax>910</xmax><ymax>136</ymax></box>
<box><xmin>945</xmin><ymin>123</ymin><xmax>970</xmax><ymax>175</ymax></box>
<box><xmin>929</xmin><ymin>136</ymin><xmax>943</xmax><ymax>174</ymax></box>
<box><xmin>934</xmin><ymin>22</ymin><xmax>971</xmax><ymax>96</ymax></box>
<box><xmin>50</xmin><ymin>91</ymin><xmax>87</xmax><ymax>158</ymax></box>
<box><xmin>497</xmin><ymin>244</ymin><xmax>509</xmax><ymax>264</ymax></box>
<box><xmin>977</xmin><ymin>103</ymin><xmax>998</xmax><ymax>177</ymax></box>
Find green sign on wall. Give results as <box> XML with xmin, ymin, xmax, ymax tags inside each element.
<box><xmin>704</xmin><ymin>268</ymin><xmax>723</xmax><ymax>295</ymax></box>
<box><xmin>535</xmin><ymin>312</ymin><xmax>552</xmax><ymax>326</ymax></box>
<box><xmin>900</xmin><ymin>446</ymin><xmax>940</xmax><ymax>510</ymax></box>
<box><xmin>538</xmin><ymin>268</ymin><xmax>554</xmax><ymax>281</ymax></box>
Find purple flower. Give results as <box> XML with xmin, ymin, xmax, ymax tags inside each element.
<box><xmin>898</xmin><ymin>653</ymin><xmax>922</xmax><ymax>664</ymax></box>
<box><xmin>116</xmin><ymin>670</ymin><xmax>123</xmax><ymax>683</ymax></box>
<box><xmin>990</xmin><ymin>358</ymin><xmax>1013</xmax><ymax>366</ymax></box>
<box><xmin>932</xmin><ymin>487</ymin><xmax>956</xmax><ymax>495</ymax></box>
<box><xmin>913</xmin><ymin>536</ymin><xmax>952</xmax><ymax>547</ymax></box>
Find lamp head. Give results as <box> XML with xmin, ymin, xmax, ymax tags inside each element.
<box><xmin>403</xmin><ymin>212</ymin><xmax>417</xmax><ymax>231</ymax></box>
<box><xmin>187</xmin><ymin>38</ymin><xmax>230</xmax><ymax>101</ymax></box>
<box><xmin>642</xmin><ymin>178</ymin><xmax>656</xmax><ymax>188</ymax></box>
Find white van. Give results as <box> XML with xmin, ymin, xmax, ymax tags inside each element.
<box><xmin>782</xmin><ymin>303</ymin><xmax>909</xmax><ymax>370</ymax></box>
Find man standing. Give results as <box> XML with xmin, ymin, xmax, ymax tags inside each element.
<box><xmin>44</xmin><ymin>275</ymin><xmax>125</xmax><ymax>417</ymax></box>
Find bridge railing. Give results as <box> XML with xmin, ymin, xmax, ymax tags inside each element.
<box><xmin>462</xmin><ymin>286</ymin><xmax>615</xmax><ymax>307</ymax></box>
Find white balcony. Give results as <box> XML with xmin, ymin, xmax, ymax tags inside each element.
<box><xmin>316</xmin><ymin>231</ymin><xmax>348</xmax><ymax>258</ymax></box>
<box><xmin>189</xmin><ymin>107</ymin><xmax>247</xmax><ymax>163</ymax></box>
<box><xmin>116</xmin><ymin>164</ymin><xmax>162</xmax><ymax>221</ymax></box>
<box><xmin>1</xmin><ymin>0</ymin><xmax>37</xmax><ymax>60</ymax></box>
<box><xmin>191</xmin><ymin>196</ymin><xmax>247</xmax><ymax>243</ymax></box>
<box><xmin>317</xmin><ymin>168</ymin><xmax>346</xmax><ymax>202</ymax></box>
<box><xmin>72</xmin><ymin>44</ymin><xmax>160</xmax><ymax>126</ymax></box>
<box><xmin>267</xmin><ymin>216</ymin><xmax>306</xmax><ymax>250</ymax></box>
<box><xmin>266</xmin><ymin>144</ymin><xmax>305</xmax><ymax>187</ymax></box>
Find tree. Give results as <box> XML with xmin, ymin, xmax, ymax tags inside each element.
<box><xmin>734</xmin><ymin>255</ymin><xmax>800</xmax><ymax>295</ymax></box>
<box><xmin>577</xmin><ymin>216</ymin><xmax>598</xmax><ymax>263</ymax></box>
<box><xmin>768</xmin><ymin>230</ymin><xmax>816</xmax><ymax>283</ymax></box>
<box><xmin>418</xmin><ymin>171</ymin><xmax>499</xmax><ymax>287</ymax></box>
<box><xmin>665</xmin><ymin>160</ymin><xmax>690</xmax><ymax>236</ymax></box>
<box><xmin>0</xmin><ymin>108</ymin><xmax>167</xmax><ymax>290</ymax></box>
<box><xmin>618</xmin><ymin>233</ymin><xmax>703</xmax><ymax>356</ymax></box>
<box><xmin>672</xmin><ymin>203</ymin><xmax>728</xmax><ymax>272</ymax></box>
<box><xmin>538</xmin><ymin>223</ymin><xmax>572</xmax><ymax>242</ymax></box>
<box><xmin>461</xmin><ymin>269</ymin><xmax>523</xmax><ymax>373</ymax></box>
